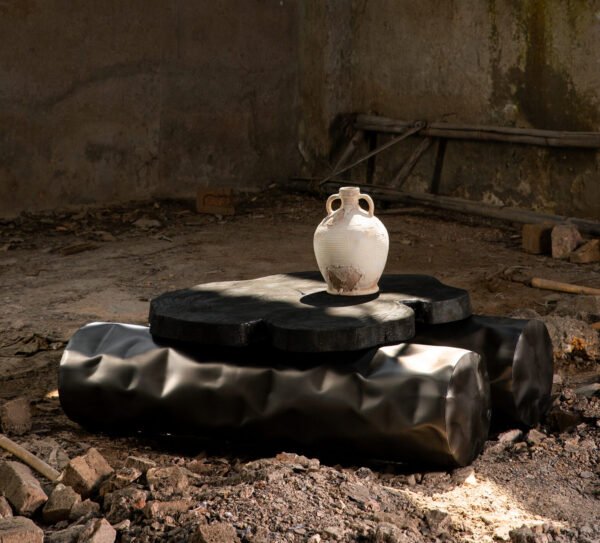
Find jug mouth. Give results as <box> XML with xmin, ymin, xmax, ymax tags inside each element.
<box><xmin>339</xmin><ymin>186</ymin><xmax>360</xmax><ymax>199</ymax></box>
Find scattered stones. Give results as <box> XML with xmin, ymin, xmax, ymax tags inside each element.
<box><xmin>133</xmin><ymin>218</ymin><xmax>161</xmax><ymax>229</ymax></box>
<box><xmin>498</xmin><ymin>429</ymin><xmax>523</xmax><ymax>444</ymax></box>
<box><xmin>526</xmin><ymin>429</ymin><xmax>546</xmax><ymax>446</ymax></box>
<box><xmin>60</xmin><ymin>448</ymin><xmax>113</xmax><ymax>498</ymax></box>
<box><xmin>69</xmin><ymin>499</ymin><xmax>100</xmax><ymax>521</ymax></box>
<box><xmin>551</xmin><ymin>223</ymin><xmax>582</xmax><ymax>259</ymax></box>
<box><xmin>274</xmin><ymin>452</ymin><xmax>320</xmax><ymax>471</ymax></box>
<box><xmin>542</xmin><ymin>316</ymin><xmax>600</xmax><ymax>360</ymax></box>
<box><xmin>42</xmin><ymin>484</ymin><xmax>81</xmax><ymax>524</ymax></box>
<box><xmin>570</xmin><ymin>239</ymin><xmax>600</xmax><ymax>264</ymax></box>
<box><xmin>124</xmin><ymin>456</ymin><xmax>156</xmax><ymax>474</ymax></box>
<box><xmin>0</xmin><ymin>398</ymin><xmax>32</xmax><ymax>436</ymax></box>
<box><xmin>99</xmin><ymin>467</ymin><xmax>142</xmax><ymax>497</ymax></box>
<box><xmin>0</xmin><ymin>516</ymin><xmax>43</xmax><ymax>543</ymax></box>
<box><xmin>76</xmin><ymin>518</ymin><xmax>116</xmax><ymax>543</ymax></box>
<box><xmin>145</xmin><ymin>466</ymin><xmax>188</xmax><ymax>496</ymax></box>
<box><xmin>374</xmin><ymin>522</ymin><xmax>409</xmax><ymax>543</ymax></box>
<box><xmin>45</xmin><ymin>524</ymin><xmax>85</xmax><ymax>543</ymax></box>
<box><xmin>191</xmin><ymin>522</ymin><xmax>241</xmax><ymax>543</ymax></box>
<box><xmin>0</xmin><ymin>497</ymin><xmax>12</xmax><ymax>519</ymax></box>
<box><xmin>522</xmin><ymin>223</ymin><xmax>553</xmax><ymax>254</ymax></box>
<box><xmin>143</xmin><ymin>499</ymin><xmax>191</xmax><ymax>519</ymax></box>
<box><xmin>0</xmin><ymin>462</ymin><xmax>48</xmax><ymax>516</ymax></box>
<box><xmin>104</xmin><ymin>487</ymin><xmax>148</xmax><ymax>524</ymax></box>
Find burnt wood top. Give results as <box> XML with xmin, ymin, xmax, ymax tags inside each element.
<box><xmin>149</xmin><ymin>272</ymin><xmax>471</xmax><ymax>352</ymax></box>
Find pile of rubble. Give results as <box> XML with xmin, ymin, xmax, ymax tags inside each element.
<box><xmin>522</xmin><ymin>222</ymin><xmax>599</xmax><ymax>264</ymax></box>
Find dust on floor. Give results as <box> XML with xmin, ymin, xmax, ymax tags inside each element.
<box><xmin>0</xmin><ymin>189</ymin><xmax>598</xmax><ymax>542</ymax></box>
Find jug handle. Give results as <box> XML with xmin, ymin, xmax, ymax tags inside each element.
<box><xmin>359</xmin><ymin>194</ymin><xmax>375</xmax><ymax>217</ymax></box>
<box><xmin>326</xmin><ymin>194</ymin><xmax>341</xmax><ymax>215</ymax></box>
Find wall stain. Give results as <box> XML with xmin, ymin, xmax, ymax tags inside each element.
<box><xmin>489</xmin><ymin>0</ymin><xmax>599</xmax><ymax>131</ymax></box>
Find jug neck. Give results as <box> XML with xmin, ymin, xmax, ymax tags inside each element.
<box><xmin>339</xmin><ymin>186</ymin><xmax>360</xmax><ymax>209</ymax></box>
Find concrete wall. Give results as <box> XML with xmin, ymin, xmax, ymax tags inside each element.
<box><xmin>299</xmin><ymin>0</ymin><xmax>600</xmax><ymax>219</ymax></box>
<box><xmin>0</xmin><ymin>0</ymin><xmax>299</xmax><ymax>216</ymax></box>
<box><xmin>2</xmin><ymin>1</ymin><xmax>599</xmax><ymax>219</ymax></box>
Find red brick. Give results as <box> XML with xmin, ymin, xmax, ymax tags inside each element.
<box><xmin>196</xmin><ymin>188</ymin><xmax>235</xmax><ymax>216</ymax></box>
<box><xmin>0</xmin><ymin>516</ymin><xmax>43</xmax><ymax>543</ymax></box>
<box><xmin>0</xmin><ymin>462</ymin><xmax>47</xmax><ymax>516</ymax></box>
<box><xmin>521</xmin><ymin>223</ymin><xmax>553</xmax><ymax>254</ymax></box>
<box><xmin>60</xmin><ymin>448</ymin><xmax>113</xmax><ymax>498</ymax></box>
<box><xmin>0</xmin><ymin>398</ymin><xmax>31</xmax><ymax>436</ymax></box>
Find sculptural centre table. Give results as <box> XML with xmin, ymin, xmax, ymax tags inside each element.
<box><xmin>149</xmin><ymin>271</ymin><xmax>472</xmax><ymax>351</ymax></box>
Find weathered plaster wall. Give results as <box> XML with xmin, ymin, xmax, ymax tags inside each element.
<box><xmin>2</xmin><ymin>1</ymin><xmax>599</xmax><ymax>218</ymax></box>
<box><xmin>299</xmin><ymin>0</ymin><xmax>600</xmax><ymax>219</ymax></box>
<box><xmin>0</xmin><ymin>0</ymin><xmax>299</xmax><ymax>217</ymax></box>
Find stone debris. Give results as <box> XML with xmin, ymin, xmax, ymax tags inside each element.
<box><xmin>0</xmin><ymin>497</ymin><xmax>11</xmax><ymax>519</ymax></box>
<box><xmin>76</xmin><ymin>518</ymin><xmax>116</xmax><ymax>543</ymax></box>
<box><xmin>521</xmin><ymin>223</ymin><xmax>553</xmax><ymax>254</ymax></box>
<box><xmin>570</xmin><ymin>239</ymin><xmax>600</xmax><ymax>264</ymax></box>
<box><xmin>554</xmin><ymin>295</ymin><xmax>600</xmax><ymax>322</ymax></box>
<box><xmin>542</xmin><ymin>316</ymin><xmax>600</xmax><ymax>360</ymax></box>
<box><xmin>124</xmin><ymin>456</ymin><xmax>156</xmax><ymax>474</ymax></box>
<box><xmin>0</xmin><ymin>461</ymin><xmax>48</xmax><ymax>516</ymax></box>
<box><xmin>42</xmin><ymin>484</ymin><xmax>81</xmax><ymax>524</ymax></box>
<box><xmin>498</xmin><ymin>429</ymin><xmax>523</xmax><ymax>443</ymax></box>
<box><xmin>0</xmin><ymin>516</ymin><xmax>44</xmax><ymax>543</ymax></box>
<box><xmin>68</xmin><ymin>498</ymin><xmax>100</xmax><ymax>521</ymax></box>
<box><xmin>551</xmin><ymin>223</ymin><xmax>583</xmax><ymax>259</ymax></box>
<box><xmin>45</xmin><ymin>524</ymin><xmax>84</xmax><ymax>543</ymax></box>
<box><xmin>60</xmin><ymin>448</ymin><xmax>113</xmax><ymax>498</ymax></box>
<box><xmin>143</xmin><ymin>498</ymin><xmax>192</xmax><ymax>519</ymax></box>
<box><xmin>191</xmin><ymin>522</ymin><xmax>241</xmax><ymax>543</ymax></box>
<box><xmin>133</xmin><ymin>218</ymin><xmax>161</xmax><ymax>229</ymax></box>
<box><xmin>98</xmin><ymin>466</ymin><xmax>142</xmax><ymax>497</ymax></box>
<box><xmin>0</xmin><ymin>397</ymin><xmax>32</xmax><ymax>436</ymax></box>
<box><xmin>103</xmin><ymin>486</ymin><xmax>148</xmax><ymax>524</ymax></box>
<box><xmin>145</xmin><ymin>466</ymin><xmax>189</xmax><ymax>496</ymax></box>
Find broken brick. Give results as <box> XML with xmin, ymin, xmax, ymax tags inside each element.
<box><xmin>124</xmin><ymin>456</ymin><xmax>156</xmax><ymax>475</ymax></box>
<box><xmin>551</xmin><ymin>223</ymin><xmax>582</xmax><ymax>259</ymax></box>
<box><xmin>145</xmin><ymin>466</ymin><xmax>188</xmax><ymax>496</ymax></box>
<box><xmin>61</xmin><ymin>448</ymin><xmax>113</xmax><ymax>498</ymax></box>
<box><xmin>521</xmin><ymin>223</ymin><xmax>553</xmax><ymax>254</ymax></box>
<box><xmin>69</xmin><ymin>499</ymin><xmax>101</xmax><ymax>521</ymax></box>
<box><xmin>76</xmin><ymin>518</ymin><xmax>116</xmax><ymax>543</ymax></box>
<box><xmin>570</xmin><ymin>239</ymin><xmax>600</xmax><ymax>264</ymax></box>
<box><xmin>143</xmin><ymin>498</ymin><xmax>191</xmax><ymax>519</ymax></box>
<box><xmin>0</xmin><ymin>516</ymin><xmax>43</xmax><ymax>543</ymax></box>
<box><xmin>104</xmin><ymin>487</ymin><xmax>148</xmax><ymax>524</ymax></box>
<box><xmin>42</xmin><ymin>483</ymin><xmax>81</xmax><ymax>524</ymax></box>
<box><xmin>196</xmin><ymin>188</ymin><xmax>235</xmax><ymax>216</ymax></box>
<box><xmin>0</xmin><ymin>462</ymin><xmax>48</xmax><ymax>516</ymax></box>
<box><xmin>0</xmin><ymin>398</ymin><xmax>32</xmax><ymax>436</ymax></box>
<box><xmin>191</xmin><ymin>522</ymin><xmax>241</xmax><ymax>543</ymax></box>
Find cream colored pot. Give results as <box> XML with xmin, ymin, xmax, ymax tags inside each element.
<box><xmin>313</xmin><ymin>186</ymin><xmax>389</xmax><ymax>295</ymax></box>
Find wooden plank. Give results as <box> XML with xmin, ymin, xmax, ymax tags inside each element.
<box><xmin>355</xmin><ymin>114</ymin><xmax>600</xmax><ymax>148</ymax></box>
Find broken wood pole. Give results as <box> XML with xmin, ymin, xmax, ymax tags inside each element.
<box><xmin>390</xmin><ymin>137</ymin><xmax>434</xmax><ymax>188</ymax></box>
<box><xmin>318</xmin><ymin>122</ymin><xmax>425</xmax><ymax>185</ymax></box>
<box><xmin>354</xmin><ymin>114</ymin><xmax>600</xmax><ymax>149</ymax></box>
<box><xmin>288</xmin><ymin>178</ymin><xmax>600</xmax><ymax>236</ymax></box>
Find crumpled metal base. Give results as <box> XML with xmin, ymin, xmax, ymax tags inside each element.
<box><xmin>59</xmin><ymin>323</ymin><xmax>491</xmax><ymax>467</ymax></box>
<box><xmin>414</xmin><ymin>316</ymin><xmax>553</xmax><ymax>426</ymax></box>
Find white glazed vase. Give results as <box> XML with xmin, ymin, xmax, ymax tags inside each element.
<box><xmin>313</xmin><ymin>186</ymin><xmax>389</xmax><ymax>296</ymax></box>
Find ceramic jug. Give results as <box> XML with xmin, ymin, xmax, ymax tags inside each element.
<box><xmin>314</xmin><ymin>186</ymin><xmax>389</xmax><ymax>295</ymax></box>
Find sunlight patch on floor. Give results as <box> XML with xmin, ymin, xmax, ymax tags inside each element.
<box><xmin>386</xmin><ymin>472</ymin><xmax>564</xmax><ymax>542</ymax></box>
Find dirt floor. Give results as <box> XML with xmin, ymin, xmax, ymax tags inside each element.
<box><xmin>0</xmin><ymin>188</ymin><xmax>599</xmax><ymax>542</ymax></box>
